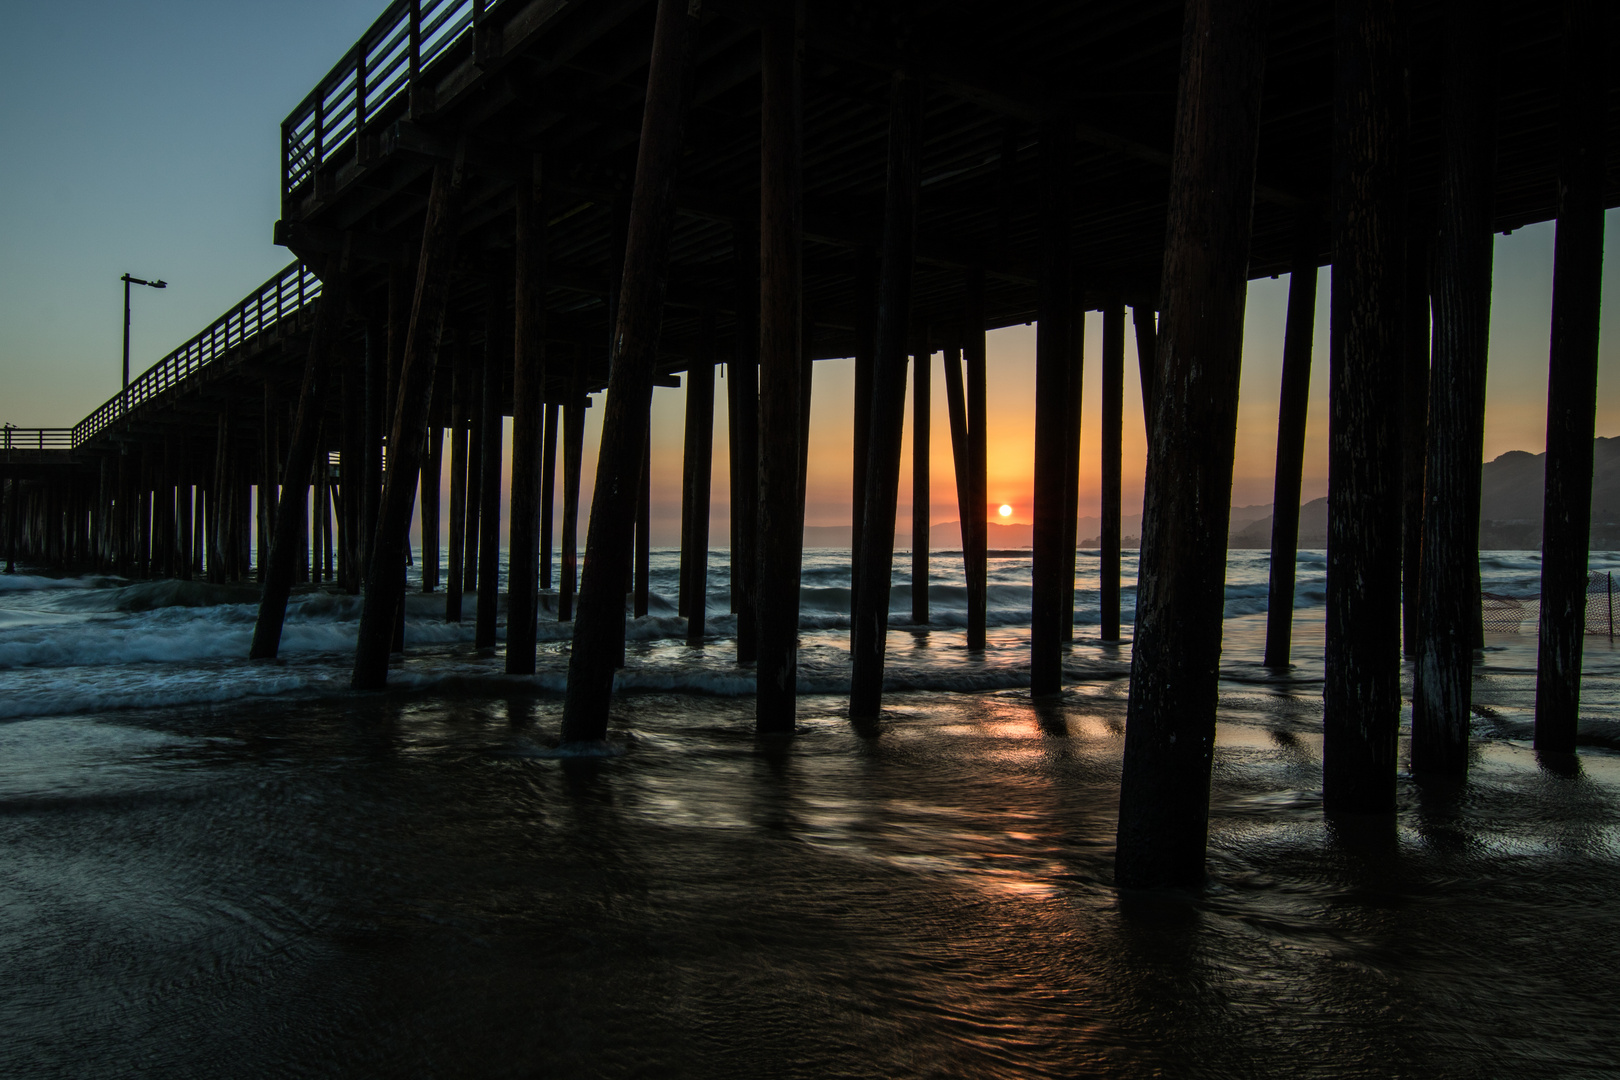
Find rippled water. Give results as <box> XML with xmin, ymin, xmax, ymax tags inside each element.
<box><xmin>3</xmin><ymin>550</ymin><xmax>1619</xmax><ymax>1077</ymax></box>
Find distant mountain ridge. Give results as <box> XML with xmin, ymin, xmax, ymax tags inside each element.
<box><xmin>803</xmin><ymin>439</ymin><xmax>1620</xmax><ymax>550</ymax></box>
<box><xmin>1228</xmin><ymin>437</ymin><xmax>1620</xmax><ymax>550</ymax></box>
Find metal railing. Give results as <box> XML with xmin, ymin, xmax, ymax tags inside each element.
<box><xmin>2</xmin><ymin>427</ymin><xmax>74</xmax><ymax>454</ymax></box>
<box><xmin>282</xmin><ymin>0</ymin><xmax>505</xmax><ymax>205</ymax></box>
<box><xmin>73</xmin><ymin>262</ymin><xmax>322</xmax><ymax>447</ymax></box>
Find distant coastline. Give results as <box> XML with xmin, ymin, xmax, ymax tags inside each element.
<box><xmin>804</xmin><ymin>438</ymin><xmax>1620</xmax><ymax>551</ymax></box>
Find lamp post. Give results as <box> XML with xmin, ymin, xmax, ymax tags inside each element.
<box><xmin>121</xmin><ymin>273</ymin><xmax>167</xmax><ymax>409</ymax></box>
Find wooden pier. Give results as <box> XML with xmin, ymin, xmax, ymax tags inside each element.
<box><xmin>3</xmin><ymin>0</ymin><xmax>1615</xmax><ymax>885</ymax></box>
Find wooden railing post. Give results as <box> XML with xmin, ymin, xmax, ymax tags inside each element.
<box><xmin>409</xmin><ymin>0</ymin><xmax>424</xmax><ymax>117</ymax></box>
<box><xmin>356</xmin><ymin>46</ymin><xmax>369</xmax><ymax>135</ymax></box>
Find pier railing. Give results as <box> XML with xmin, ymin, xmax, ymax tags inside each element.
<box><xmin>73</xmin><ymin>262</ymin><xmax>322</xmax><ymax>447</ymax></box>
<box><xmin>281</xmin><ymin>0</ymin><xmax>506</xmax><ymax>207</ymax></box>
<box><xmin>3</xmin><ymin>428</ymin><xmax>73</xmax><ymax>451</ymax></box>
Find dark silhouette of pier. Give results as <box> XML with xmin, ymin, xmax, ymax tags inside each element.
<box><xmin>3</xmin><ymin>0</ymin><xmax>1614</xmax><ymax>886</ymax></box>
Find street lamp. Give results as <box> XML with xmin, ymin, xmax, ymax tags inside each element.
<box><xmin>121</xmin><ymin>273</ymin><xmax>167</xmax><ymax>404</ymax></box>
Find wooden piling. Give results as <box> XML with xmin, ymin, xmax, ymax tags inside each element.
<box><xmin>340</xmin><ymin>347</ymin><xmax>364</xmax><ymax>593</ymax></box>
<box><xmin>259</xmin><ymin>382</ymin><xmax>277</xmax><ymax>583</ymax></box>
<box><xmin>849</xmin><ymin>66</ymin><xmax>921</xmax><ymax>720</ymax></box>
<box><xmin>850</xmin><ymin>249</ymin><xmax>877</xmax><ymax>629</ymax></box>
<box><xmin>912</xmin><ymin>334</ymin><xmax>930</xmax><ymax>626</ymax></box>
<box><xmin>1401</xmin><ymin>241</ymin><xmax>1430</xmax><ymax>657</ymax></box>
<box><xmin>634</xmin><ymin>433</ymin><xmax>651</xmax><ymax>620</ymax></box>
<box><xmin>1133</xmin><ymin>306</ymin><xmax>1158</xmax><ymax>431</ymax></box>
<box><xmin>1061</xmin><ymin>287</ymin><xmax>1085</xmax><ymax>644</ymax></box>
<box><xmin>421</xmin><ymin>426</ymin><xmax>441</xmax><ymax>591</ymax></box>
<box><xmin>1115</xmin><ymin>0</ymin><xmax>1269</xmax><ymax>887</ymax></box>
<box><xmin>1414</xmin><ymin>0</ymin><xmax>1497</xmax><ymax>779</ymax></box>
<box><xmin>209</xmin><ymin>417</ymin><xmax>228</xmax><ymax>584</ymax></box>
<box><xmin>540</xmin><ymin>400</ymin><xmax>558</xmax><ymax>591</ymax></box>
<box><xmin>463</xmin><ymin>350</ymin><xmax>483</xmax><ymax>598</ymax></box>
<box><xmin>560</xmin><ymin>0</ymin><xmax>701</xmax><ymax>741</ymax></box>
<box><xmin>352</xmin><ymin>157</ymin><xmax>463</xmax><ymax>690</ymax></box>
<box><xmin>755</xmin><ymin>3</ymin><xmax>805</xmax><ymax>733</ymax></box>
<box><xmin>477</xmin><ymin>266</ymin><xmax>508</xmax><ymax>651</ymax></box>
<box><xmin>445</xmin><ymin>336</ymin><xmax>468</xmax><ymax>621</ymax></box>
<box><xmin>1534</xmin><ymin>0</ymin><xmax>1607</xmax><ymax>757</ymax></box>
<box><xmin>250</xmin><ymin>262</ymin><xmax>350</xmax><ymax>659</ymax></box>
<box><xmin>943</xmin><ymin>341</ymin><xmax>977</xmax><ymax>639</ymax></box>
<box><xmin>730</xmin><ymin>222</ymin><xmax>761</xmax><ymax>662</ymax></box>
<box><xmin>508</xmin><ymin>153</ymin><xmax>547</xmax><ymax>674</ymax></box>
<box><xmin>558</xmin><ymin>359</ymin><xmax>585</xmax><ymax>621</ymax></box>
<box><xmin>1101</xmin><ymin>299</ymin><xmax>1125</xmax><ymax>642</ymax></box>
<box><xmin>1030</xmin><ymin>114</ymin><xmax>1073</xmax><ymax>698</ymax></box>
<box><xmin>965</xmin><ymin>269</ymin><xmax>988</xmax><ymax>652</ymax></box>
<box><xmin>362</xmin><ymin>318</ymin><xmax>384</xmax><ymax>582</ymax></box>
<box><xmin>684</xmin><ymin>309</ymin><xmax>716</xmax><ymax>646</ymax></box>
<box><xmin>1322</xmin><ymin>0</ymin><xmax>1411</xmax><ymax>812</ymax></box>
<box><xmin>4</xmin><ymin>473</ymin><xmax>15</xmax><ymax>573</ymax></box>
<box><xmin>1263</xmin><ymin>216</ymin><xmax>1322</xmax><ymax>668</ymax></box>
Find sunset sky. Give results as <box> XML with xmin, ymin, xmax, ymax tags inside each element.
<box><xmin>4</xmin><ymin>2</ymin><xmax>1619</xmax><ymax>549</ymax></box>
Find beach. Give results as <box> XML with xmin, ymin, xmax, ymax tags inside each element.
<box><xmin>2</xmin><ymin>550</ymin><xmax>1619</xmax><ymax>1077</ymax></box>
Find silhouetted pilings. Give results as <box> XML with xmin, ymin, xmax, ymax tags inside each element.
<box><xmin>755</xmin><ymin>4</ymin><xmax>807</xmax><ymax>734</ymax></box>
<box><xmin>560</xmin><ymin>0</ymin><xmax>701</xmax><ymax>742</ymax></box>
<box><xmin>251</xmin><ymin>260</ymin><xmax>351</xmax><ymax>660</ymax></box>
<box><xmin>1115</xmin><ymin>0</ymin><xmax>1270</xmax><ymax>888</ymax></box>
<box><xmin>911</xmin><ymin>333</ymin><xmax>930</xmax><ymax>627</ymax></box>
<box><xmin>6</xmin><ymin>0</ymin><xmax>1609</xmax><ymax>905</ymax></box>
<box><xmin>1535</xmin><ymin>0</ymin><xmax>1609</xmax><ymax>757</ymax></box>
<box><xmin>1030</xmin><ymin>114</ymin><xmax>1073</xmax><ymax>699</ymax></box>
<box><xmin>1263</xmin><ymin>216</ymin><xmax>1322</xmax><ymax>669</ymax></box>
<box><xmin>681</xmin><ymin>309</ymin><xmax>715</xmax><ymax>648</ymax></box>
<box><xmin>506</xmin><ymin>153</ymin><xmax>547</xmax><ymax>676</ymax></box>
<box><xmin>849</xmin><ymin>65</ymin><xmax>920</xmax><ymax>721</ymax></box>
<box><xmin>353</xmin><ymin>156</ymin><xmax>463</xmax><ymax>691</ymax></box>
<box><xmin>1323</xmin><ymin>0</ymin><xmax>1410</xmax><ymax>816</ymax></box>
<box><xmin>1100</xmin><ymin>299</ymin><xmax>1124</xmax><ymax>644</ymax></box>
<box><xmin>1414</xmin><ymin>0</ymin><xmax>1499</xmax><ymax>780</ymax></box>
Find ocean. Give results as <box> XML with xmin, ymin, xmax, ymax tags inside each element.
<box><xmin>3</xmin><ymin>548</ymin><xmax>1619</xmax><ymax>1077</ymax></box>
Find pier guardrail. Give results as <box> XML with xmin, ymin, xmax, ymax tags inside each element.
<box><xmin>4</xmin><ymin>428</ymin><xmax>74</xmax><ymax>450</ymax></box>
<box><xmin>281</xmin><ymin>0</ymin><xmax>505</xmax><ymax>208</ymax></box>
<box><xmin>72</xmin><ymin>262</ymin><xmax>322</xmax><ymax>447</ymax></box>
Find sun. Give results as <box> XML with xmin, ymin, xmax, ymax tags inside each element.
<box><xmin>998</xmin><ymin>504</ymin><xmax>1013</xmax><ymax>518</ymax></box>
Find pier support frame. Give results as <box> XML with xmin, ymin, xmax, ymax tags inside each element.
<box><xmin>445</xmin><ymin>336</ymin><xmax>468</xmax><ymax>620</ymax></box>
<box><xmin>540</xmin><ymin>400</ymin><xmax>558</xmax><ymax>592</ymax></box>
<box><xmin>558</xmin><ymin>356</ymin><xmax>585</xmax><ymax>621</ymax></box>
<box><xmin>508</xmin><ymin>153</ymin><xmax>547</xmax><ymax>674</ymax></box>
<box><xmin>1115</xmin><ymin>0</ymin><xmax>1269</xmax><ymax>888</ymax></box>
<box><xmin>1402</xmin><ymin>241</ymin><xmax>1431</xmax><ymax>657</ymax></box>
<box><xmin>755</xmin><ymin>5</ymin><xmax>806</xmax><ymax>733</ymax></box>
<box><xmin>352</xmin><ymin>157</ymin><xmax>463</xmax><ymax>689</ymax></box>
<box><xmin>1534</xmin><ymin>0</ymin><xmax>1608</xmax><ymax>758</ymax></box>
<box><xmin>1263</xmin><ymin>216</ymin><xmax>1321</xmax><ymax>668</ymax></box>
<box><xmin>1323</xmin><ymin>0</ymin><xmax>1412</xmax><ymax>812</ymax></box>
<box><xmin>560</xmin><ymin>0</ymin><xmax>701</xmax><ymax>741</ymax></box>
<box><xmin>850</xmin><ymin>250</ymin><xmax>877</xmax><ymax>629</ymax></box>
<box><xmin>730</xmin><ymin>223</ymin><xmax>761</xmax><ymax>662</ymax></box>
<box><xmin>1414</xmin><ymin>0</ymin><xmax>1498</xmax><ymax>779</ymax></box>
<box><xmin>912</xmin><ymin>334</ymin><xmax>929</xmax><ymax>626</ymax></box>
<box><xmin>964</xmin><ymin>270</ymin><xmax>988</xmax><ymax>651</ymax></box>
<box><xmin>1030</xmin><ymin>114</ymin><xmax>1073</xmax><ymax>697</ymax></box>
<box><xmin>1061</xmin><ymin>286</ymin><xmax>1084</xmax><ymax>643</ymax></box>
<box><xmin>421</xmin><ymin>427</ymin><xmax>441</xmax><ymax>591</ymax></box>
<box><xmin>477</xmin><ymin>264</ymin><xmax>509</xmax><ymax>651</ymax></box>
<box><xmin>683</xmin><ymin>309</ymin><xmax>716</xmax><ymax>646</ymax></box>
<box><xmin>849</xmin><ymin>66</ymin><xmax>921</xmax><ymax>720</ymax></box>
<box><xmin>1100</xmin><ymin>299</ymin><xmax>1125</xmax><ymax>643</ymax></box>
